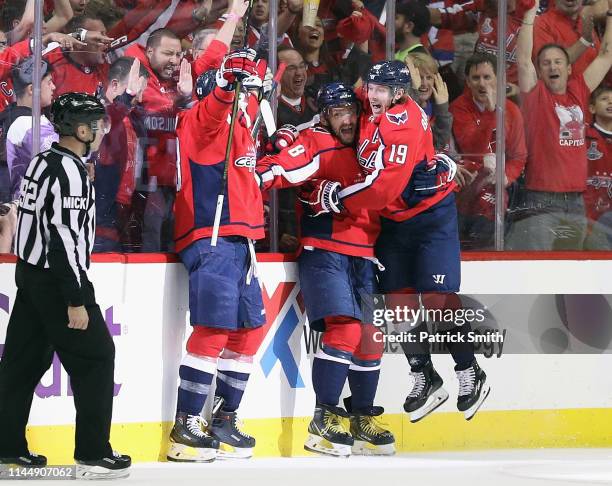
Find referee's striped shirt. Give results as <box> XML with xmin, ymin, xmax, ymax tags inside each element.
<box><xmin>15</xmin><ymin>142</ymin><xmax>95</xmax><ymax>307</ymax></box>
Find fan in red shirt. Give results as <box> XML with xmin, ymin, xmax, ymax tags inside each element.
<box><xmin>533</xmin><ymin>0</ymin><xmax>607</xmax><ymax>80</ymax></box>
<box><xmin>584</xmin><ymin>85</ymin><xmax>612</xmax><ymax>249</ymax></box>
<box><xmin>450</xmin><ymin>52</ymin><xmax>526</xmax><ymax>249</ymax></box>
<box><xmin>124</xmin><ymin>28</ymin><xmax>192</xmax><ymax>252</ymax></box>
<box><xmin>45</xmin><ymin>15</ymin><xmax>113</xmax><ymax>97</ymax></box>
<box><xmin>507</xmin><ymin>0</ymin><xmax>612</xmax><ymax>251</ymax></box>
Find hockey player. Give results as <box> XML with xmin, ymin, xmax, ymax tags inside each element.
<box><xmin>0</xmin><ymin>93</ymin><xmax>130</xmax><ymax>479</ymax></box>
<box><xmin>168</xmin><ymin>48</ymin><xmax>268</xmax><ymax>462</ymax></box>
<box><xmin>300</xmin><ymin>60</ymin><xmax>490</xmax><ymax>422</ymax></box>
<box><xmin>256</xmin><ymin>83</ymin><xmax>395</xmax><ymax>457</ymax></box>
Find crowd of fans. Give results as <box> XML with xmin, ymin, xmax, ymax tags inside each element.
<box><xmin>0</xmin><ymin>0</ymin><xmax>609</xmax><ymax>253</ymax></box>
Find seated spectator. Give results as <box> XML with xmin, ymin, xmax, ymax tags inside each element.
<box><xmin>584</xmin><ymin>85</ymin><xmax>612</xmax><ymax>250</ymax></box>
<box><xmin>408</xmin><ymin>52</ymin><xmax>452</xmax><ymax>151</ymax></box>
<box><xmin>94</xmin><ymin>56</ymin><xmax>148</xmax><ymax>253</ymax></box>
<box><xmin>507</xmin><ymin>0</ymin><xmax>612</xmax><ymax>251</ymax></box>
<box><xmin>449</xmin><ymin>52</ymin><xmax>526</xmax><ymax>249</ymax></box>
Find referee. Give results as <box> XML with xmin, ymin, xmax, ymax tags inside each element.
<box><xmin>0</xmin><ymin>93</ymin><xmax>130</xmax><ymax>479</ymax></box>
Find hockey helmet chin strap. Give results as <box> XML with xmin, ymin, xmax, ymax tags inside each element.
<box><xmin>75</xmin><ymin>131</ymin><xmax>95</xmax><ymax>157</ymax></box>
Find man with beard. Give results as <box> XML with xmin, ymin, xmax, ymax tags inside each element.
<box><xmin>299</xmin><ymin>61</ymin><xmax>490</xmax><ymax>423</ymax></box>
<box><xmin>125</xmin><ymin>28</ymin><xmax>192</xmax><ymax>252</ymax></box>
<box><xmin>256</xmin><ymin>83</ymin><xmax>395</xmax><ymax>457</ymax></box>
<box><xmin>395</xmin><ymin>0</ymin><xmax>432</xmax><ymax>62</ymax></box>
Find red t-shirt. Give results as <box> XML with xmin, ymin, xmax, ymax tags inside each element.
<box><xmin>450</xmin><ymin>93</ymin><xmax>527</xmax><ymax>219</ymax></box>
<box><xmin>533</xmin><ymin>7</ymin><xmax>600</xmax><ymax>79</ymax></box>
<box><xmin>521</xmin><ymin>76</ymin><xmax>590</xmax><ymax>192</ymax></box>
<box><xmin>584</xmin><ymin>123</ymin><xmax>612</xmax><ymax>222</ymax></box>
<box><xmin>44</xmin><ymin>45</ymin><xmax>107</xmax><ymax>97</ymax></box>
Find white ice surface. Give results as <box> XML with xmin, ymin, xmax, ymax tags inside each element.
<box><xmin>14</xmin><ymin>449</ymin><xmax>612</xmax><ymax>485</ymax></box>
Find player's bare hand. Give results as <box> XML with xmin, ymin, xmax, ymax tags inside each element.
<box><xmin>44</xmin><ymin>32</ymin><xmax>86</xmax><ymax>50</ymax></box>
<box><xmin>229</xmin><ymin>0</ymin><xmax>249</xmax><ymax>16</ymax></box>
<box><xmin>432</xmin><ymin>73</ymin><xmax>449</xmax><ymax>105</ymax></box>
<box><xmin>68</xmin><ymin>306</ymin><xmax>89</xmax><ymax>330</ymax></box>
<box><xmin>405</xmin><ymin>56</ymin><xmax>421</xmax><ymax>91</ymax></box>
<box><xmin>178</xmin><ymin>58</ymin><xmax>193</xmax><ymax>97</ymax></box>
<box><xmin>85</xmin><ymin>31</ymin><xmax>114</xmax><ymax>50</ymax></box>
<box><xmin>455</xmin><ymin>165</ymin><xmax>476</xmax><ymax>189</ymax></box>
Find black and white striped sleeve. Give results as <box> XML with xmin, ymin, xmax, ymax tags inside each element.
<box><xmin>46</xmin><ymin>165</ymin><xmax>88</xmax><ymax>307</ymax></box>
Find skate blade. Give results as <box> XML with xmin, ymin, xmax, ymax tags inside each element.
<box><xmin>464</xmin><ymin>384</ymin><xmax>491</xmax><ymax>421</ymax></box>
<box><xmin>410</xmin><ymin>387</ymin><xmax>449</xmax><ymax>423</ymax></box>
<box><xmin>167</xmin><ymin>442</ymin><xmax>217</xmax><ymax>462</ymax></box>
<box><xmin>352</xmin><ymin>440</ymin><xmax>396</xmax><ymax>456</ymax></box>
<box><xmin>216</xmin><ymin>443</ymin><xmax>253</xmax><ymax>459</ymax></box>
<box><xmin>75</xmin><ymin>464</ymin><xmax>130</xmax><ymax>480</ymax></box>
<box><xmin>304</xmin><ymin>434</ymin><xmax>352</xmax><ymax>457</ymax></box>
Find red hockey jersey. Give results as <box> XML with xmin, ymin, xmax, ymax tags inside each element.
<box><xmin>340</xmin><ymin>91</ymin><xmax>452</xmax><ymax>221</ymax></box>
<box><xmin>174</xmin><ymin>87</ymin><xmax>265</xmax><ymax>252</ymax></box>
<box><xmin>257</xmin><ymin>126</ymin><xmax>380</xmax><ymax>257</ymax></box>
<box><xmin>584</xmin><ymin>123</ymin><xmax>612</xmax><ymax>223</ymax></box>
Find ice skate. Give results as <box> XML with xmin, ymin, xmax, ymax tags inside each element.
<box><xmin>75</xmin><ymin>451</ymin><xmax>131</xmax><ymax>480</ymax></box>
<box><xmin>0</xmin><ymin>451</ymin><xmax>47</xmax><ymax>467</ymax></box>
<box><xmin>167</xmin><ymin>413</ymin><xmax>219</xmax><ymax>462</ymax></box>
<box><xmin>210</xmin><ymin>407</ymin><xmax>255</xmax><ymax>459</ymax></box>
<box><xmin>347</xmin><ymin>405</ymin><xmax>395</xmax><ymax>456</ymax></box>
<box><xmin>403</xmin><ymin>361</ymin><xmax>449</xmax><ymax>422</ymax></box>
<box><xmin>456</xmin><ymin>360</ymin><xmax>490</xmax><ymax>420</ymax></box>
<box><xmin>304</xmin><ymin>404</ymin><xmax>353</xmax><ymax>457</ymax></box>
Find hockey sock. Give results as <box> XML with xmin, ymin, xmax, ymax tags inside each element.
<box><xmin>347</xmin><ymin>358</ymin><xmax>381</xmax><ymax>412</ymax></box>
<box><xmin>176</xmin><ymin>353</ymin><xmax>217</xmax><ymax>416</ymax></box>
<box><xmin>215</xmin><ymin>351</ymin><xmax>253</xmax><ymax>412</ymax></box>
<box><xmin>312</xmin><ymin>344</ymin><xmax>352</xmax><ymax>406</ymax></box>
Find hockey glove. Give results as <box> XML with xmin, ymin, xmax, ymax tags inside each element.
<box><xmin>404</xmin><ymin>153</ymin><xmax>457</xmax><ymax>207</ymax></box>
<box><xmin>216</xmin><ymin>48</ymin><xmax>259</xmax><ymax>91</ymax></box>
<box><xmin>267</xmin><ymin>124</ymin><xmax>299</xmax><ymax>153</ymax></box>
<box><xmin>298</xmin><ymin>179</ymin><xmax>345</xmax><ymax>217</ymax></box>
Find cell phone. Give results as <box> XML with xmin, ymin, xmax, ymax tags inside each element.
<box><xmin>0</xmin><ymin>203</ymin><xmax>11</xmax><ymax>217</ymax></box>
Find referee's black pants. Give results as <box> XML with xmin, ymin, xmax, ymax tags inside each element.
<box><xmin>0</xmin><ymin>260</ymin><xmax>115</xmax><ymax>461</ymax></box>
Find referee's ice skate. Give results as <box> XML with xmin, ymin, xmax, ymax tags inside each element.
<box><xmin>0</xmin><ymin>452</ymin><xmax>47</xmax><ymax>467</ymax></box>
<box><xmin>304</xmin><ymin>404</ymin><xmax>353</xmax><ymax>457</ymax></box>
<box><xmin>403</xmin><ymin>361</ymin><xmax>449</xmax><ymax>422</ymax></box>
<box><xmin>167</xmin><ymin>413</ymin><xmax>219</xmax><ymax>462</ymax></box>
<box><xmin>456</xmin><ymin>360</ymin><xmax>490</xmax><ymax>420</ymax></box>
<box><xmin>75</xmin><ymin>451</ymin><xmax>131</xmax><ymax>480</ymax></box>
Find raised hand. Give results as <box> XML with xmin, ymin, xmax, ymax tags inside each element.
<box><xmin>178</xmin><ymin>58</ymin><xmax>193</xmax><ymax>97</ymax></box>
<box><xmin>432</xmin><ymin>73</ymin><xmax>449</xmax><ymax>105</ymax></box>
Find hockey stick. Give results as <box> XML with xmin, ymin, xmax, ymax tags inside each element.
<box><xmin>250</xmin><ymin>62</ymin><xmax>286</xmax><ymax>138</ymax></box>
<box><xmin>211</xmin><ymin>0</ymin><xmax>255</xmax><ymax>247</ymax></box>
